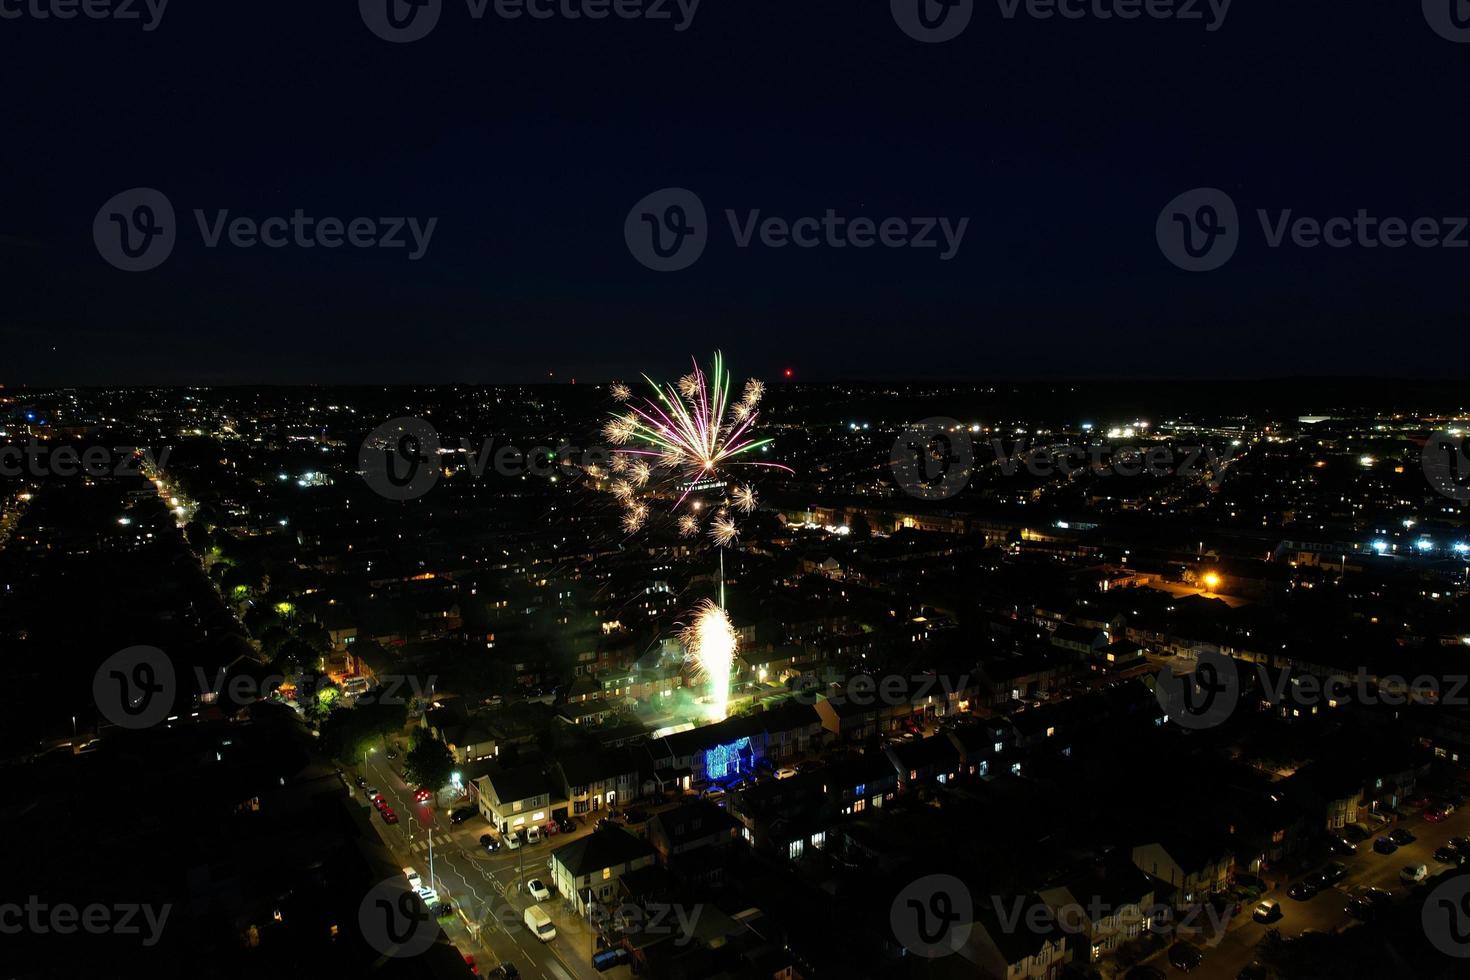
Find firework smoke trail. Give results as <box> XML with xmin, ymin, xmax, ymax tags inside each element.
<box><xmin>681</xmin><ymin>599</ymin><xmax>737</xmax><ymax>722</ymax></box>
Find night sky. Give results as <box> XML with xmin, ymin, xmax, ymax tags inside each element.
<box><xmin>3</xmin><ymin>0</ymin><xmax>1469</xmax><ymax>384</ymax></box>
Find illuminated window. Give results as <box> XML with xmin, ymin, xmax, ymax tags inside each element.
<box><xmin>602</xmin><ymin>868</ymin><xmax>611</xmax><ymax>881</ymax></box>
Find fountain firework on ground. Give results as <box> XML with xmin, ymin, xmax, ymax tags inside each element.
<box><xmin>681</xmin><ymin>599</ymin><xmax>736</xmax><ymax>722</ymax></box>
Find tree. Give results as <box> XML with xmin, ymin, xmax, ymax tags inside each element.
<box><xmin>402</xmin><ymin>731</ymin><xmax>455</xmax><ymax>796</ymax></box>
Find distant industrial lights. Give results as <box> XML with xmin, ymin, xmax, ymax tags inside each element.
<box><xmin>1359</xmin><ymin>455</ymin><xmax>1376</xmax><ymax>467</ymax></box>
<box><xmin>1372</xmin><ymin>541</ymin><xmax>1389</xmax><ymax>554</ymax></box>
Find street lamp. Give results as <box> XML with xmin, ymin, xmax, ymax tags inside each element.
<box><xmin>1203</xmin><ymin>573</ymin><xmax>1220</xmax><ymax>595</ymax></box>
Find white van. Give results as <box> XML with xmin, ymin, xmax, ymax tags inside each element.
<box><xmin>524</xmin><ymin>904</ymin><xmax>556</xmax><ymax>942</ymax></box>
<box><xmin>403</xmin><ymin>867</ymin><xmax>421</xmax><ymax>892</ymax></box>
<box><xmin>1401</xmin><ymin>864</ymin><xmax>1428</xmax><ymax>884</ymax></box>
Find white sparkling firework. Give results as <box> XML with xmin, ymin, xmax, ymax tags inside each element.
<box><xmin>610</xmin><ymin>381</ymin><xmax>632</xmax><ymax>402</ymax></box>
<box><xmin>733</xmin><ymin>485</ymin><xmax>757</xmax><ymax>514</ymax></box>
<box><xmin>681</xmin><ymin>599</ymin><xmax>736</xmax><ymax>722</ymax></box>
<box><xmin>677</xmin><ymin>514</ymin><xmax>700</xmax><ymax>537</ymax></box>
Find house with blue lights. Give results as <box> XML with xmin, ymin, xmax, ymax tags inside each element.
<box><xmin>644</xmin><ymin>701</ymin><xmax>823</xmax><ymax>790</ymax></box>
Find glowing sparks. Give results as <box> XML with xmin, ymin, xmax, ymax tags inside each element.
<box><xmin>678</xmin><ymin>373</ymin><xmax>700</xmax><ymax>399</ymax></box>
<box><xmin>611</xmin><ymin>480</ymin><xmax>635</xmax><ymax>504</ymax></box>
<box><xmin>629</xmin><ymin>459</ymin><xmax>651</xmax><ymax>488</ymax></box>
<box><xmin>604</xmin><ymin>413</ymin><xmax>638</xmax><ymax>445</ymax></box>
<box><xmin>678</xmin><ymin>514</ymin><xmax>700</xmax><ymax>537</ymax></box>
<box><xmin>681</xmin><ymin>599</ymin><xmax>736</xmax><ymax>722</ymax></box>
<box><xmin>610</xmin><ymin>381</ymin><xmax>632</xmax><ymax>402</ymax></box>
<box><xmin>710</xmin><ymin>516</ymin><xmax>739</xmax><ymax>548</ymax></box>
<box><xmin>622</xmin><ymin>504</ymin><xmax>648</xmax><ymax>534</ymax></box>
<box><xmin>733</xmin><ymin>485</ymin><xmax>757</xmax><ymax>514</ymax></box>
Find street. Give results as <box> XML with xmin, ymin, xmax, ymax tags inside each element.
<box><xmin>360</xmin><ymin>753</ymin><xmax>620</xmax><ymax>980</ymax></box>
<box><xmin>1180</xmin><ymin>804</ymin><xmax>1470</xmax><ymax>979</ymax></box>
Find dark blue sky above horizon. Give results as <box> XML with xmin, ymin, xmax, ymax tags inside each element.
<box><xmin>2</xmin><ymin>0</ymin><xmax>1469</xmax><ymax>385</ymax></box>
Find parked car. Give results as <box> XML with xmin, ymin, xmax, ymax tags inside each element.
<box><xmin>1401</xmin><ymin>864</ymin><xmax>1429</xmax><ymax>884</ymax></box>
<box><xmin>1287</xmin><ymin>880</ymin><xmax>1318</xmax><ymax>901</ymax></box>
<box><xmin>414</xmin><ymin>788</ymin><xmax>433</xmax><ymax>803</ymax></box>
<box><xmin>1168</xmin><ymin>941</ymin><xmax>1204</xmax><ymax>972</ymax></box>
<box><xmin>403</xmin><ymin>867</ymin><xmax>421</xmax><ymax>892</ymax></box>
<box><xmin>1328</xmin><ymin>836</ymin><xmax>1357</xmax><ymax>856</ymax></box>
<box><xmin>1252</xmin><ymin>899</ymin><xmax>1282</xmax><ymax>923</ymax></box>
<box><xmin>1342</xmin><ymin>824</ymin><xmax>1369</xmax><ymax>843</ymax></box>
<box><xmin>365</xmin><ymin>785</ymin><xmax>382</xmax><ymax>800</ymax></box>
<box><xmin>542</xmin><ymin>820</ymin><xmax>559</xmax><ymax>837</ymax></box>
<box><xmin>526</xmin><ymin>825</ymin><xmax>542</xmax><ymax>844</ymax></box>
<box><xmin>1344</xmin><ymin>888</ymin><xmax>1393</xmax><ymax>922</ymax></box>
<box><xmin>505</xmin><ymin>830</ymin><xmax>523</xmax><ymax>849</ymax></box>
<box><xmin>1387</xmin><ymin>828</ymin><xmax>1416</xmax><ymax>846</ymax></box>
<box><xmin>354</xmin><ymin>775</ymin><xmax>367</xmax><ymax>788</ymax></box>
<box><xmin>381</xmin><ymin>807</ymin><xmax>399</xmax><ymax>824</ymax></box>
<box><xmin>372</xmin><ymin>795</ymin><xmax>388</xmax><ymax>811</ymax></box>
<box><xmin>526</xmin><ymin>878</ymin><xmax>551</xmax><ymax>902</ymax></box>
<box><xmin>1320</xmin><ymin>862</ymin><xmax>1348</xmax><ymax>884</ymax></box>
<box><xmin>775</xmin><ymin>767</ymin><xmax>798</xmax><ymax>780</ymax></box>
<box><xmin>1373</xmin><ymin>837</ymin><xmax>1399</xmax><ymax>855</ymax></box>
<box><xmin>554</xmin><ymin>815</ymin><xmax>575</xmax><ymax>834</ymax></box>
<box><xmin>490</xmin><ymin>965</ymin><xmax>520</xmax><ymax>980</ymax></box>
<box><xmin>1425</xmin><ymin>807</ymin><xmax>1449</xmax><ymax>823</ymax></box>
<box><xmin>1449</xmin><ymin>837</ymin><xmax>1470</xmax><ymax>852</ymax></box>
<box><xmin>479</xmin><ymin>833</ymin><xmax>501</xmax><ymax>852</ymax></box>
<box><xmin>1434</xmin><ymin>845</ymin><xmax>1462</xmax><ymax>864</ymax></box>
<box><xmin>449</xmin><ymin>806</ymin><xmax>476</xmax><ymax>824</ymax></box>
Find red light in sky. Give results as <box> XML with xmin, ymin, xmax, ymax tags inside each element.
<box><xmin>783</xmin><ymin>368</ymin><xmax>794</xmax><ymax>378</ymax></box>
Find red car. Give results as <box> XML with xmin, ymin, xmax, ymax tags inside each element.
<box><xmin>372</xmin><ymin>795</ymin><xmax>387</xmax><ymax>810</ymax></box>
<box><xmin>1406</xmin><ymin>793</ymin><xmax>1431</xmax><ymax>809</ymax></box>
<box><xmin>381</xmin><ymin>807</ymin><xmax>399</xmax><ymax>824</ymax></box>
<box><xmin>414</xmin><ymin>788</ymin><xmax>433</xmax><ymax>803</ymax></box>
<box><xmin>1425</xmin><ymin>807</ymin><xmax>1449</xmax><ymax>823</ymax></box>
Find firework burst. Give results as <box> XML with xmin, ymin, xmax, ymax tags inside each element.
<box><xmin>610</xmin><ymin>381</ymin><xmax>632</xmax><ymax>402</ymax></box>
<box><xmin>710</xmin><ymin>515</ymin><xmax>740</xmax><ymax>548</ymax></box>
<box><xmin>604</xmin><ymin>352</ymin><xmax>790</xmax><ymax>543</ymax></box>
